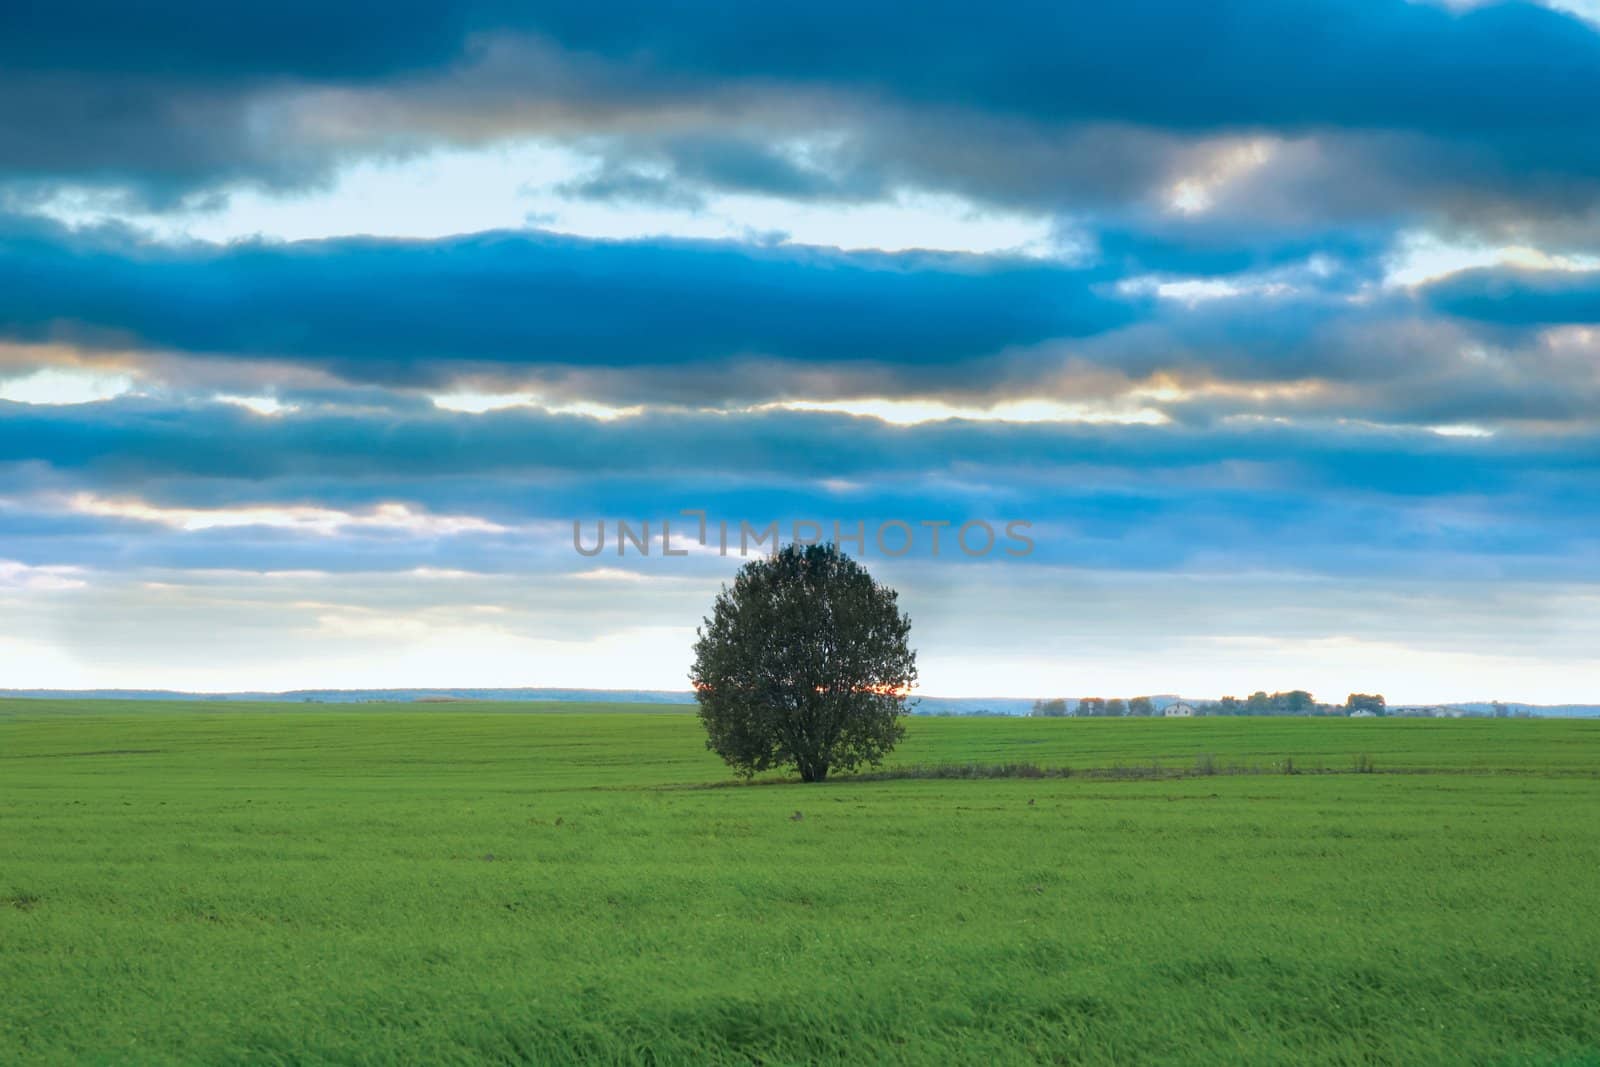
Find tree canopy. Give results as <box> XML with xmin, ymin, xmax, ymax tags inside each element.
<box><xmin>690</xmin><ymin>543</ymin><xmax>917</xmax><ymax>782</ymax></box>
<box><xmin>1345</xmin><ymin>693</ymin><xmax>1387</xmax><ymax>715</ymax></box>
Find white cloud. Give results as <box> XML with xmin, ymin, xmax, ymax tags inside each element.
<box><xmin>0</xmin><ymin>366</ymin><xmax>135</xmax><ymax>405</ymax></box>
<box><xmin>34</xmin><ymin>139</ymin><xmax>1061</xmax><ymax>258</ymax></box>
<box><xmin>571</xmin><ymin>567</ymin><xmax>655</xmax><ymax>582</ymax></box>
<box><xmin>1428</xmin><ymin>423</ymin><xmax>1495</xmax><ymax>438</ymax></box>
<box><xmin>1116</xmin><ymin>274</ymin><xmax>1295</xmax><ymax>304</ymax></box>
<box><xmin>1545</xmin><ymin>0</ymin><xmax>1600</xmax><ymax>24</ymax></box>
<box><xmin>215</xmin><ymin>394</ymin><xmax>297</xmax><ymax>416</ymax></box>
<box><xmin>758</xmin><ymin>396</ymin><xmax>1168</xmax><ymax>426</ymax></box>
<box><xmin>1164</xmin><ymin>138</ymin><xmax>1275</xmax><ymax>216</ymax></box>
<box><xmin>0</xmin><ymin>560</ymin><xmax>88</xmax><ymax>591</ymax></box>
<box><xmin>67</xmin><ymin>494</ymin><xmax>509</xmax><ymax>537</ymax></box>
<box><xmin>1385</xmin><ymin>230</ymin><xmax>1600</xmax><ymax>287</ymax></box>
<box><xmin>431</xmin><ymin>389</ymin><xmax>643</xmax><ymax>419</ymax></box>
<box><xmin>1435</xmin><ymin>0</ymin><xmax>1600</xmax><ymax>25</ymax></box>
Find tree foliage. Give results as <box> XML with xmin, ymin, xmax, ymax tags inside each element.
<box><xmin>690</xmin><ymin>543</ymin><xmax>917</xmax><ymax>782</ymax></box>
<box><xmin>1236</xmin><ymin>689</ymin><xmax>1318</xmax><ymax>715</ymax></box>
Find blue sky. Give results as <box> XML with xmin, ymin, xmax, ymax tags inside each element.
<box><xmin>3</xmin><ymin>0</ymin><xmax>1600</xmax><ymax>701</ymax></box>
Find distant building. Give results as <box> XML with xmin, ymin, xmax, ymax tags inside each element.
<box><xmin>1350</xmin><ymin>709</ymin><xmax>1377</xmax><ymax>718</ymax></box>
<box><xmin>1164</xmin><ymin>701</ymin><xmax>1196</xmax><ymax>718</ymax></box>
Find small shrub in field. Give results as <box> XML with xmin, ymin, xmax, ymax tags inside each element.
<box><xmin>5</xmin><ymin>891</ymin><xmax>41</xmax><ymax>911</ymax></box>
<box><xmin>844</xmin><ymin>761</ymin><xmax>1066</xmax><ymax>782</ymax></box>
<box><xmin>1353</xmin><ymin>753</ymin><xmax>1376</xmax><ymax>774</ymax></box>
<box><xmin>1194</xmin><ymin>754</ymin><xmax>1219</xmax><ymax>776</ymax></box>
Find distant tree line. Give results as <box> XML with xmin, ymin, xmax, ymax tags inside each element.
<box><xmin>1029</xmin><ymin>691</ymin><xmax>1399</xmax><ymax>717</ymax></box>
<box><xmin>1026</xmin><ymin>690</ymin><xmax>1537</xmax><ymax>719</ymax></box>
<box><xmin>1029</xmin><ymin>696</ymin><xmax>1156</xmax><ymax>717</ymax></box>
<box><xmin>1207</xmin><ymin>690</ymin><xmax>1327</xmax><ymax>716</ymax></box>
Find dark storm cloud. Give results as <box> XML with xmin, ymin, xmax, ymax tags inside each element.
<box><xmin>0</xmin><ymin>3</ymin><xmax>487</xmax><ymax>79</ymax></box>
<box><xmin>508</xmin><ymin>1</ymin><xmax>1600</xmax><ymax>135</ymax></box>
<box><xmin>0</xmin><ymin>216</ymin><xmax>1129</xmax><ymax>374</ymax></box>
<box><xmin>8</xmin><ymin>209</ymin><xmax>1598</xmax><ymax>427</ymax></box>
<box><xmin>6</xmin><ymin>0</ymin><xmax>1600</xmax><ymax>227</ymax></box>
<box><xmin>12</xmin><ymin>0</ymin><xmax>1598</xmax><ymax>137</ymax></box>
<box><xmin>0</xmin><ymin>4</ymin><xmax>502</xmax><ymax>201</ymax></box>
<box><xmin>1422</xmin><ymin>265</ymin><xmax>1600</xmax><ymax>326</ymax></box>
<box><xmin>511</xmin><ymin>2</ymin><xmax>1600</xmax><ymax>232</ymax></box>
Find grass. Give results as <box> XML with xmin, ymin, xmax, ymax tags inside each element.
<box><xmin>3</xmin><ymin>700</ymin><xmax>1599</xmax><ymax>1065</ymax></box>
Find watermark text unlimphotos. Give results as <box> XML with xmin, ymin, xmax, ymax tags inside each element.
<box><xmin>573</xmin><ymin>510</ymin><xmax>1033</xmax><ymax>559</ymax></box>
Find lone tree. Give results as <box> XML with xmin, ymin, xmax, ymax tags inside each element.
<box><xmin>691</xmin><ymin>543</ymin><xmax>917</xmax><ymax>782</ymax></box>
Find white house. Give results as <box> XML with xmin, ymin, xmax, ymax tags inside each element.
<box><xmin>1164</xmin><ymin>701</ymin><xmax>1196</xmax><ymax>718</ymax></box>
<box><xmin>1350</xmin><ymin>709</ymin><xmax>1377</xmax><ymax>718</ymax></box>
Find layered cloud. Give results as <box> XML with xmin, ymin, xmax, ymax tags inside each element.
<box><xmin>2</xmin><ymin>2</ymin><xmax>1598</xmax><ymax>697</ymax></box>
<box><xmin>9</xmin><ymin>1</ymin><xmax>1600</xmax><ymax>232</ymax></box>
<box><xmin>0</xmin><ymin>215</ymin><xmax>1125</xmax><ymax>378</ymax></box>
<box><xmin>3</xmin><ymin>212</ymin><xmax>1598</xmax><ymax>428</ymax></box>
<box><xmin>3</xmin><ymin>397</ymin><xmax>1597</xmax><ymax>585</ymax></box>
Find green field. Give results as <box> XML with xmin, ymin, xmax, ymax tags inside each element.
<box><xmin>3</xmin><ymin>701</ymin><xmax>1598</xmax><ymax>1065</ymax></box>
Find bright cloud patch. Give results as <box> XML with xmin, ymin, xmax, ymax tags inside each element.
<box><xmin>214</xmin><ymin>394</ymin><xmax>297</xmax><ymax>416</ymax></box>
<box><xmin>0</xmin><ymin>366</ymin><xmax>135</xmax><ymax>406</ymax></box>
<box><xmin>68</xmin><ymin>495</ymin><xmax>508</xmax><ymax>537</ymax></box>
<box><xmin>1164</xmin><ymin>139</ymin><xmax>1277</xmax><ymax>216</ymax></box>
<box><xmin>0</xmin><ymin>560</ymin><xmax>88</xmax><ymax>590</ymax></box>
<box><xmin>762</xmin><ymin>397</ymin><xmax>1169</xmax><ymax>426</ymax></box>
<box><xmin>431</xmin><ymin>390</ymin><xmax>644</xmax><ymax>420</ymax></box>
<box><xmin>1386</xmin><ymin>232</ymin><xmax>1600</xmax><ymax>287</ymax></box>
<box><xmin>37</xmin><ymin>141</ymin><xmax>1060</xmax><ymax>257</ymax></box>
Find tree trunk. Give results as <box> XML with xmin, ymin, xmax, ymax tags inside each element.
<box><xmin>798</xmin><ymin>760</ymin><xmax>829</xmax><ymax>783</ymax></box>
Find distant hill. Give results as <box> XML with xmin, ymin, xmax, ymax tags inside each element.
<box><xmin>3</xmin><ymin>688</ymin><xmax>1598</xmax><ymax>716</ymax></box>
<box><xmin>0</xmin><ymin>687</ymin><xmax>1038</xmax><ymax>714</ymax></box>
<box><xmin>1452</xmin><ymin>702</ymin><xmax>1600</xmax><ymax>717</ymax></box>
<box><xmin>908</xmin><ymin>696</ymin><xmax>1036</xmax><ymax>716</ymax></box>
<box><xmin>0</xmin><ymin>687</ymin><xmax>695</xmax><ymax>705</ymax></box>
